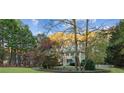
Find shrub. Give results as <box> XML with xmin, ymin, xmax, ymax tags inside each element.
<box><xmin>81</xmin><ymin>60</ymin><xmax>85</xmax><ymax>66</ymax></box>
<box><xmin>68</xmin><ymin>59</ymin><xmax>75</xmax><ymax>66</ymax></box>
<box><xmin>70</xmin><ymin>62</ymin><xmax>75</xmax><ymax>66</ymax></box>
<box><xmin>81</xmin><ymin>59</ymin><xmax>95</xmax><ymax>70</ymax></box>
<box><xmin>42</xmin><ymin>54</ymin><xmax>58</xmax><ymax>69</ymax></box>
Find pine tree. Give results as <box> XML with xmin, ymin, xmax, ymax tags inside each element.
<box><xmin>106</xmin><ymin>20</ymin><xmax>124</xmax><ymax>67</ymax></box>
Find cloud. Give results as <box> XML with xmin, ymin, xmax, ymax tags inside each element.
<box><xmin>90</xmin><ymin>19</ymin><xmax>96</xmax><ymax>23</ymax></box>
<box><xmin>103</xmin><ymin>26</ymin><xmax>111</xmax><ymax>30</ymax></box>
<box><xmin>48</xmin><ymin>31</ymin><xmax>54</xmax><ymax>36</ymax></box>
<box><xmin>33</xmin><ymin>31</ymin><xmax>42</xmax><ymax>36</ymax></box>
<box><xmin>32</xmin><ymin>19</ymin><xmax>39</xmax><ymax>25</ymax></box>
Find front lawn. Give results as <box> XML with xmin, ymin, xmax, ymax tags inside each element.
<box><xmin>104</xmin><ymin>67</ymin><xmax>124</xmax><ymax>73</ymax></box>
<box><xmin>0</xmin><ymin>67</ymin><xmax>45</xmax><ymax>73</ymax></box>
<box><xmin>0</xmin><ymin>67</ymin><xmax>123</xmax><ymax>73</ymax></box>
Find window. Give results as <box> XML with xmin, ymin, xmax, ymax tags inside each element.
<box><xmin>67</xmin><ymin>59</ymin><xmax>73</xmax><ymax>64</ymax></box>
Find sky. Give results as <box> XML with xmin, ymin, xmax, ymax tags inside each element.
<box><xmin>21</xmin><ymin>19</ymin><xmax>120</xmax><ymax>36</ymax></box>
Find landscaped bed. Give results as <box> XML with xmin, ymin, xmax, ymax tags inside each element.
<box><xmin>33</xmin><ymin>66</ymin><xmax>124</xmax><ymax>73</ymax></box>
<box><xmin>33</xmin><ymin>66</ymin><xmax>110</xmax><ymax>73</ymax></box>
<box><xmin>37</xmin><ymin>69</ymin><xmax>110</xmax><ymax>73</ymax></box>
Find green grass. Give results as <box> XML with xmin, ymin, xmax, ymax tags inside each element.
<box><xmin>104</xmin><ymin>67</ymin><xmax>124</xmax><ymax>73</ymax></box>
<box><xmin>0</xmin><ymin>67</ymin><xmax>45</xmax><ymax>73</ymax></box>
<box><xmin>0</xmin><ymin>67</ymin><xmax>124</xmax><ymax>73</ymax></box>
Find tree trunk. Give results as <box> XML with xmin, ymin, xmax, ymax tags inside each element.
<box><xmin>73</xmin><ymin>19</ymin><xmax>81</xmax><ymax>71</ymax></box>
<box><xmin>9</xmin><ymin>48</ymin><xmax>12</xmax><ymax>65</ymax></box>
<box><xmin>1</xmin><ymin>37</ymin><xmax>4</xmax><ymax>64</ymax></box>
<box><xmin>83</xmin><ymin>19</ymin><xmax>89</xmax><ymax>70</ymax></box>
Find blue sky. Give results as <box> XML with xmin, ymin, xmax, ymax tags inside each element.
<box><xmin>21</xmin><ymin>19</ymin><xmax>120</xmax><ymax>36</ymax></box>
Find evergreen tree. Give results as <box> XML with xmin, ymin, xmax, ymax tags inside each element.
<box><xmin>106</xmin><ymin>20</ymin><xmax>124</xmax><ymax>67</ymax></box>
<box><xmin>0</xmin><ymin>19</ymin><xmax>36</xmax><ymax>66</ymax></box>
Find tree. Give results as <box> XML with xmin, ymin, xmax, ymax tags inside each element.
<box><xmin>0</xmin><ymin>19</ymin><xmax>36</xmax><ymax>66</ymax></box>
<box><xmin>106</xmin><ymin>20</ymin><xmax>124</xmax><ymax>67</ymax></box>
<box><xmin>88</xmin><ymin>31</ymin><xmax>108</xmax><ymax>64</ymax></box>
<box><xmin>32</xmin><ymin>33</ymin><xmax>59</xmax><ymax>67</ymax></box>
<box><xmin>82</xmin><ymin>19</ymin><xmax>89</xmax><ymax>70</ymax></box>
<box><xmin>72</xmin><ymin>19</ymin><xmax>81</xmax><ymax>70</ymax></box>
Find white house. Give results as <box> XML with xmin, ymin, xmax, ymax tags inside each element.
<box><xmin>60</xmin><ymin>43</ymin><xmax>85</xmax><ymax>66</ymax></box>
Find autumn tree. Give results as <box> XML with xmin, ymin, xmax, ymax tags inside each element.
<box><xmin>32</xmin><ymin>33</ymin><xmax>59</xmax><ymax>68</ymax></box>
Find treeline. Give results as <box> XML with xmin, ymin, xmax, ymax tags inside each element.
<box><xmin>0</xmin><ymin>20</ymin><xmax>58</xmax><ymax>68</ymax></box>
<box><xmin>0</xmin><ymin>19</ymin><xmax>36</xmax><ymax>66</ymax></box>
